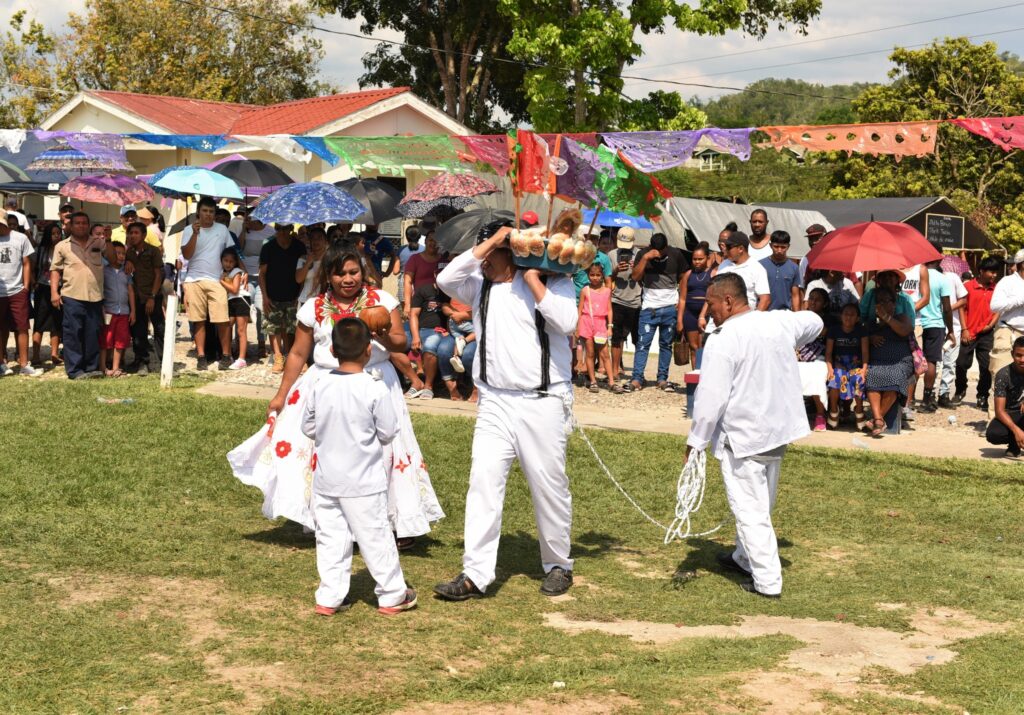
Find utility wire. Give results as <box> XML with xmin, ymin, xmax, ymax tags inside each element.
<box><xmin>633</xmin><ymin>2</ymin><xmax>1024</xmax><ymax>70</ymax></box>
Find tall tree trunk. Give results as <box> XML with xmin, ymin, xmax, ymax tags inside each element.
<box><xmin>571</xmin><ymin>0</ymin><xmax>585</xmax><ymax>127</ymax></box>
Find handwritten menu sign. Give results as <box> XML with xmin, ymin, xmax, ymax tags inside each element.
<box><xmin>925</xmin><ymin>213</ymin><xmax>964</xmax><ymax>250</ymax></box>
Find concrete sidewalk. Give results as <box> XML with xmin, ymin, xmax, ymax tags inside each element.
<box><xmin>197</xmin><ymin>382</ymin><xmax>1001</xmax><ymax>462</ymax></box>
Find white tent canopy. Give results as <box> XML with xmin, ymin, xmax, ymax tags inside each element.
<box><xmin>662</xmin><ymin>198</ymin><xmax>834</xmax><ymax>257</ymax></box>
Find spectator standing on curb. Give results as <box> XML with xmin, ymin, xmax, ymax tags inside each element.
<box><xmin>239</xmin><ymin>214</ymin><xmax>275</xmax><ymax>361</ymax></box>
<box><xmin>0</xmin><ymin>210</ymin><xmax>36</xmax><ymax>376</ymax></box>
<box><xmin>260</xmin><ymin>223</ymin><xmax>307</xmax><ymax>373</ymax></box>
<box><xmin>50</xmin><ymin>212</ymin><xmax>105</xmax><ymax>379</ymax></box>
<box><xmin>760</xmin><ymin>230</ymin><xmax>801</xmax><ymax>311</ymax></box>
<box><xmin>608</xmin><ymin>228</ymin><xmax>641</xmax><ymax>383</ymax></box>
<box><xmin>937</xmin><ymin>267</ymin><xmax>968</xmax><ymax>409</ymax></box>
<box><xmin>124</xmin><ymin>221</ymin><xmax>164</xmax><ymax>376</ymax></box>
<box><xmin>955</xmin><ymin>257</ymin><xmax>1000</xmax><ymax>410</ymax></box>
<box><xmin>989</xmin><ymin>250</ymin><xmax>1024</xmax><ymax>382</ymax></box>
<box><xmin>180</xmin><ymin>197</ymin><xmax>235</xmax><ymax>371</ymax></box>
<box><xmin>629</xmin><ymin>233</ymin><xmax>688</xmax><ymax>392</ymax></box>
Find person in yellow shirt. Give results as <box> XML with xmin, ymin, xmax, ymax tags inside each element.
<box><xmin>110</xmin><ymin>206</ymin><xmax>136</xmax><ymax>245</ymax></box>
<box><xmin>137</xmin><ymin>207</ymin><xmax>163</xmax><ymax>248</ymax></box>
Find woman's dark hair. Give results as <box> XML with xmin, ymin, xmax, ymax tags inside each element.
<box><xmin>693</xmin><ymin>241</ymin><xmax>710</xmax><ymax>256</ymax></box>
<box><xmin>808</xmin><ymin>287</ymin><xmax>829</xmax><ymax>312</ymax></box>
<box><xmin>316</xmin><ymin>244</ymin><xmax>365</xmax><ymax>296</ymax></box>
<box><xmin>39</xmin><ymin>222</ymin><xmax>62</xmax><ymax>250</ymax></box>
<box><xmin>723</xmin><ymin>221</ymin><xmax>738</xmax><ymax>232</ymax></box>
<box><xmin>405</xmin><ymin>225</ymin><xmax>421</xmax><ymax>244</ymax></box>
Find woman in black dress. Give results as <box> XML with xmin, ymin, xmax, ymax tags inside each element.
<box><xmin>30</xmin><ymin>222</ymin><xmax>63</xmax><ymax>366</ymax></box>
<box><xmin>677</xmin><ymin>242</ymin><xmax>712</xmax><ymax>353</ymax></box>
<box><xmin>864</xmin><ymin>287</ymin><xmax>914</xmax><ymax>436</ymax></box>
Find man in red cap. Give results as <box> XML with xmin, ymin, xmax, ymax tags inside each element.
<box><xmin>521</xmin><ymin>210</ymin><xmax>539</xmax><ymax>228</ymax></box>
<box><xmin>798</xmin><ymin>223</ymin><xmax>827</xmax><ymax>292</ymax></box>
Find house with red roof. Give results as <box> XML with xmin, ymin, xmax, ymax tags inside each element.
<box><xmin>40</xmin><ymin>86</ymin><xmax>473</xmax><ymax>186</ymax></box>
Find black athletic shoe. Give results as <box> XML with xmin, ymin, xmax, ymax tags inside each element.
<box><xmin>740</xmin><ymin>581</ymin><xmax>781</xmax><ymax>599</ymax></box>
<box><xmin>540</xmin><ymin>566</ymin><xmax>573</xmax><ymax>596</ymax></box>
<box><xmin>977</xmin><ymin>396</ymin><xmax>989</xmax><ymax>411</ymax></box>
<box><xmin>433</xmin><ymin>573</ymin><xmax>484</xmax><ymax>601</ymax></box>
<box><xmin>952</xmin><ymin>392</ymin><xmax>965</xmax><ymax>404</ymax></box>
<box><xmin>716</xmin><ymin>551</ymin><xmax>751</xmax><ymax>576</ymax></box>
<box><xmin>937</xmin><ymin>395</ymin><xmax>956</xmax><ymax>409</ymax></box>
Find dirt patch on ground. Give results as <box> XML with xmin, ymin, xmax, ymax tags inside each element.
<box><xmin>544</xmin><ymin>605</ymin><xmax>1009</xmax><ymax>713</ymax></box>
<box><xmin>392</xmin><ymin>694</ymin><xmax>636</xmax><ymax>714</ymax></box>
<box><xmin>47</xmin><ymin>572</ymin><xmax>299</xmax><ymax>713</ymax></box>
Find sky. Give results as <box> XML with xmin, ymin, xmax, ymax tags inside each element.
<box><xmin>9</xmin><ymin>0</ymin><xmax>1024</xmax><ymax>103</ymax></box>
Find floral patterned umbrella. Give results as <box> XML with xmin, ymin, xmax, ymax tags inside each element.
<box><xmin>940</xmin><ymin>254</ymin><xmax>971</xmax><ymax>277</ymax></box>
<box><xmin>251</xmin><ymin>181</ymin><xmax>367</xmax><ymax>225</ymax></box>
<box><xmin>61</xmin><ymin>173</ymin><xmax>155</xmax><ymax>205</ymax></box>
<box><xmin>27</xmin><ymin>142</ymin><xmax>135</xmax><ymax>173</ymax></box>
<box><xmin>399</xmin><ymin>173</ymin><xmax>497</xmax><ymax>204</ymax></box>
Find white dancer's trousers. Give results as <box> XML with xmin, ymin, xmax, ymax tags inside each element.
<box><xmin>720</xmin><ymin>447</ymin><xmax>784</xmax><ymax>596</ymax></box>
<box><xmin>463</xmin><ymin>384</ymin><xmax>574</xmax><ymax>591</ymax></box>
<box><xmin>313</xmin><ymin>491</ymin><xmax>407</xmax><ymax>609</ymax></box>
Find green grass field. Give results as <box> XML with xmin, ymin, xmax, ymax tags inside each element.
<box><xmin>1</xmin><ymin>378</ymin><xmax>1022</xmax><ymax>714</ymax></box>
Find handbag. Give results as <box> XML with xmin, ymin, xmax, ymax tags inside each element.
<box><xmin>909</xmin><ymin>334</ymin><xmax>927</xmax><ymax>376</ymax></box>
<box><xmin>673</xmin><ymin>340</ymin><xmax>691</xmax><ymax>366</ymax></box>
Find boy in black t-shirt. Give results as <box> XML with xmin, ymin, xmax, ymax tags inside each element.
<box><xmin>409</xmin><ymin>282</ymin><xmax>447</xmax><ymax>400</ymax></box>
<box><xmin>986</xmin><ymin>336</ymin><xmax>1024</xmax><ymax>459</ymax></box>
<box><xmin>258</xmin><ymin>223</ymin><xmax>307</xmax><ymax>372</ymax></box>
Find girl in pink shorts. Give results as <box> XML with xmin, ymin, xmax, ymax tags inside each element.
<box><xmin>576</xmin><ymin>263</ymin><xmax>616</xmax><ymax>393</ymax></box>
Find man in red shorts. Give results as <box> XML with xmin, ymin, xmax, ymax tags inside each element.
<box><xmin>0</xmin><ymin>210</ymin><xmax>37</xmax><ymax>376</ymax></box>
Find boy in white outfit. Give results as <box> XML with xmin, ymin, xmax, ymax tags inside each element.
<box><xmin>301</xmin><ymin>317</ymin><xmax>417</xmax><ymax>616</ymax></box>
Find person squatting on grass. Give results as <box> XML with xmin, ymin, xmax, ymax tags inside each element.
<box><xmin>433</xmin><ymin>221</ymin><xmax>579</xmax><ymax>601</ymax></box>
<box><xmin>985</xmin><ymin>336</ymin><xmax>1024</xmax><ymax>459</ymax></box>
<box><xmin>300</xmin><ymin>318</ymin><xmax>417</xmax><ymax>616</ymax></box>
<box><xmin>687</xmin><ymin>272</ymin><xmax>823</xmax><ymax>599</ymax></box>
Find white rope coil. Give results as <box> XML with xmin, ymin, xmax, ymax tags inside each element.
<box><xmin>556</xmin><ymin>391</ymin><xmax>721</xmax><ymax>544</ymax></box>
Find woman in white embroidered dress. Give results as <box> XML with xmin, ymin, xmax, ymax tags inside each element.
<box><xmin>229</xmin><ymin>245</ymin><xmax>443</xmax><ymax>546</ymax></box>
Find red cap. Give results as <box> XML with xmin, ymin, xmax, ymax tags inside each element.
<box><xmin>522</xmin><ymin>210</ymin><xmax>539</xmax><ymax>226</ymax></box>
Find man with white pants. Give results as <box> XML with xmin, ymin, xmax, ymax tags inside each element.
<box><xmin>687</xmin><ymin>272</ymin><xmax>823</xmax><ymax>598</ymax></box>
<box><xmin>434</xmin><ymin>222</ymin><xmax>578</xmax><ymax>600</ymax></box>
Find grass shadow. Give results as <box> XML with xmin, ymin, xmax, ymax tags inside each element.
<box><xmin>243</xmin><ymin>521</ymin><xmax>315</xmax><ymax>549</ymax></box>
<box><xmin>671</xmin><ymin>537</ymin><xmax>793</xmax><ymax>588</ymax></box>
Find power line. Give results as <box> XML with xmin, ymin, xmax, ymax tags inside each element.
<box><xmin>631</xmin><ymin>25</ymin><xmax>1024</xmax><ymax>84</ymax></box>
<box><xmin>633</xmin><ymin>2</ymin><xmax>1024</xmax><ymax>71</ymax></box>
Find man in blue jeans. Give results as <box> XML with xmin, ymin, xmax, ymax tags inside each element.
<box><xmin>629</xmin><ymin>233</ymin><xmax>688</xmax><ymax>391</ymax></box>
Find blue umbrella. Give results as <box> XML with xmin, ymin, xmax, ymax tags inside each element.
<box><xmin>582</xmin><ymin>208</ymin><xmax>653</xmax><ymax>229</ymax></box>
<box><xmin>153</xmin><ymin>167</ymin><xmax>244</xmax><ymax>200</ymax></box>
<box><xmin>251</xmin><ymin>182</ymin><xmax>367</xmax><ymax>225</ymax></box>
<box><xmin>146</xmin><ymin>165</ymin><xmax>192</xmax><ymax>199</ymax></box>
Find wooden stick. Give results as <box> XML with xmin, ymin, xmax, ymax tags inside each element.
<box><xmin>544</xmin><ymin>194</ymin><xmax>555</xmax><ymax>235</ymax></box>
<box><xmin>514</xmin><ymin>191</ymin><xmax>521</xmax><ymax>229</ymax></box>
<box><xmin>586</xmin><ymin>206</ymin><xmax>601</xmax><ymax>237</ymax></box>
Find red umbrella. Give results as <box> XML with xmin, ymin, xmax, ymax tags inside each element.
<box><xmin>399</xmin><ymin>173</ymin><xmax>497</xmax><ymax>204</ymax></box>
<box><xmin>60</xmin><ymin>173</ymin><xmax>155</xmax><ymax>204</ymax></box>
<box><xmin>805</xmin><ymin>221</ymin><xmax>942</xmax><ymax>273</ymax></box>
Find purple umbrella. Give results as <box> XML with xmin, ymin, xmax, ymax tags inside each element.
<box><xmin>61</xmin><ymin>173</ymin><xmax>155</xmax><ymax>205</ymax></box>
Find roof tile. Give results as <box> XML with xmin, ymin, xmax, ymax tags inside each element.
<box><xmin>87</xmin><ymin>87</ymin><xmax>411</xmax><ymax>137</ymax></box>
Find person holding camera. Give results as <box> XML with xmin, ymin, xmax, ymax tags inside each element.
<box><xmin>610</xmin><ymin>228</ymin><xmax>641</xmax><ymax>385</ymax></box>
<box><xmin>629</xmin><ymin>233</ymin><xmax>688</xmax><ymax>391</ymax></box>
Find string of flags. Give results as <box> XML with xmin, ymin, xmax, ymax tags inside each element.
<box><xmin>3</xmin><ymin>117</ymin><xmax>1024</xmax><ymax>217</ymax></box>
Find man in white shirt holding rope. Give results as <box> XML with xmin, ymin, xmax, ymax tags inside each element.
<box><xmin>433</xmin><ymin>221</ymin><xmax>579</xmax><ymax>601</ymax></box>
<box><xmin>687</xmin><ymin>272</ymin><xmax>823</xmax><ymax>598</ymax></box>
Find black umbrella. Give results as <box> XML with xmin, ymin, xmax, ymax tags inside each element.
<box><xmin>211</xmin><ymin>159</ymin><xmax>294</xmax><ymax>188</ymax></box>
<box><xmin>333</xmin><ymin>178</ymin><xmax>403</xmax><ymax>224</ymax></box>
<box><xmin>434</xmin><ymin>208</ymin><xmax>515</xmax><ymax>254</ymax></box>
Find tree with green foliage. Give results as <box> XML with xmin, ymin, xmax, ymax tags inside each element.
<box><xmin>697</xmin><ymin>78</ymin><xmax>874</xmax><ymax>128</ymax></box>
<box><xmin>60</xmin><ymin>0</ymin><xmax>330</xmax><ymax>105</ymax></box>
<box><xmin>616</xmin><ymin>90</ymin><xmax>707</xmax><ymax>131</ymax></box>
<box><xmin>0</xmin><ymin>12</ymin><xmax>62</xmax><ymax>128</ymax></box>
<box><xmin>657</xmin><ymin>146</ymin><xmax>832</xmax><ymax>204</ymax></box>
<box><xmin>316</xmin><ymin>0</ymin><xmax>527</xmax><ymax>131</ymax></box>
<box><xmin>831</xmin><ymin>38</ymin><xmax>1024</xmax><ymax>251</ymax></box>
<box><xmin>499</xmin><ymin>0</ymin><xmax>822</xmax><ymax>132</ymax></box>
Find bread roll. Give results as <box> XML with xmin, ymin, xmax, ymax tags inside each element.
<box><xmin>573</xmin><ymin>240</ymin><xmax>588</xmax><ymax>265</ymax></box>
<box><xmin>558</xmin><ymin>236</ymin><xmax>577</xmax><ymax>264</ymax></box>
<box><xmin>553</xmin><ymin>208</ymin><xmax>583</xmax><ymax>237</ymax></box>
<box><xmin>526</xmin><ymin>229</ymin><xmax>546</xmax><ymax>257</ymax></box>
<box><xmin>546</xmin><ymin>233</ymin><xmax>566</xmax><ymax>261</ymax></box>
<box><xmin>509</xmin><ymin>229</ymin><xmax>529</xmax><ymax>257</ymax></box>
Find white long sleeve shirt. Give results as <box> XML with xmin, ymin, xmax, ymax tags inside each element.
<box><xmin>437</xmin><ymin>250</ymin><xmax>578</xmax><ymax>391</ymax></box>
<box><xmin>990</xmin><ymin>271</ymin><xmax>1024</xmax><ymax>331</ymax></box>
<box><xmin>300</xmin><ymin>371</ymin><xmax>398</xmax><ymax>497</ymax></box>
<box><xmin>688</xmin><ymin>309</ymin><xmax>824</xmax><ymax>459</ymax></box>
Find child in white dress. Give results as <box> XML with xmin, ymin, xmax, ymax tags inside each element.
<box><xmin>301</xmin><ymin>318</ymin><xmax>417</xmax><ymax>616</ymax></box>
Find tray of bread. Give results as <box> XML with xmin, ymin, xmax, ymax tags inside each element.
<box><xmin>509</xmin><ymin>208</ymin><xmax>598</xmax><ymax>274</ymax></box>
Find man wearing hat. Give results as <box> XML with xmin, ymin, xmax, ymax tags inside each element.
<box><xmin>611</xmin><ymin>227</ymin><xmax>641</xmax><ymax>383</ymax></box>
<box><xmin>111</xmin><ymin>206</ymin><xmax>137</xmax><ymax>245</ymax></box>
<box><xmin>798</xmin><ymin>223</ymin><xmax>827</xmax><ymax>290</ymax></box>
<box><xmin>703</xmin><ymin>231</ymin><xmax>770</xmax><ymax>319</ymax></box>
<box><xmin>989</xmin><ymin>249</ymin><xmax>1024</xmax><ymax>380</ymax></box>
<box><xmin>0</xmin><ymin>209</ymin><xmax>37</xmax><ymax>376</ymax></box>
<box><xmin>434</xmin><ymin>222</ymin><xmax>578</xmax><ymax>601</ymax></box>
<box><xmin>521</xmin><ymin>210</ymin><xmax>540</xmax><ymax>228</ymax></box>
